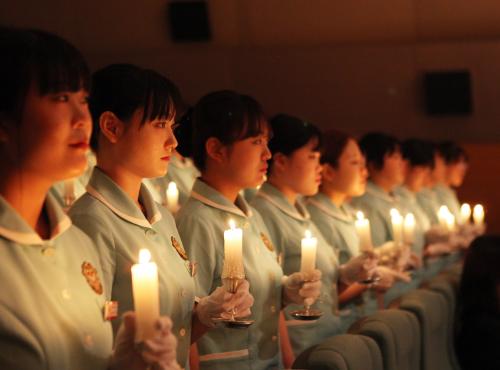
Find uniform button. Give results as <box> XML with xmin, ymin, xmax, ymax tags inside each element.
<box><xmin>42</xmin><ymin>247</ymin><xmax>55</xmax><ymax>257</ymax></box>
<box><xmin>270</xmin><ymin>305</ymin><xmax>276</xmax><ymax>313</ymax></box>
<box><xmin>61</xmin><ymin>289</ymin><xmax>71</xmax><ymax>300</ymax></box>
<box><xmin>179</xmin><ymin>328</ymin><xmax>186</xmax><ymax>337</ymax></box>
<box><xmin>271</xmin><ymin>335</ymin><xmax>277</xmax><ymax>342</ymax></box>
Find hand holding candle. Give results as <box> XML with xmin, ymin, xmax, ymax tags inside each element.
<box><xmin>131</xmin><ymin>249</ymin><xmax>159</xmax><ymax>342</ymax></box>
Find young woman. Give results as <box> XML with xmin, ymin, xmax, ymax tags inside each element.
<box><xmin>0</xmin><ymin>28</ymin><xmax>177</xmax><ymax>370</ymax></box>
<box><xmin>351</xmin><ymin>132</ymin><xmax>414</xmax><ymax>306</ymax></box>
<box><xmin>307</xmin><ymin>129</ymin><xmax>403</xmax><ymax>330</ymax></box>
<box><xmin>252</xmin><ymin>115</ymin><xmax>374</xmax><ymax>356</ymax></box>
<box><xmin>176</xmin><ymin>91</ymin><xmax>321</xmax><ymax>370</ymax></box>
<box><xmin>69</xmin><ymin>65</ymin><xmax>252</xmax><ymax>369</ymax></box>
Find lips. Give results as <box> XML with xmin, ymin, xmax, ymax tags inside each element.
<box><xmin>161</xmin><ymin>156</ymin><xmax>171</xmax><ymax>161</ymax></box>
<box><xmin>69</xmin><ymin>142</ymin><xmax>89</xmax><ymax>150</ymax></box>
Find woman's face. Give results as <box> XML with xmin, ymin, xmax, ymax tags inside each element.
<box><xmin>224</xmin><ymin>128</ymin><xmax>271</xmax><ymax>189</ymax></box>
<box><xmin>281</xmin><ymin>138</ymin><xmax>323</xmax><ymax>196</ymax></box>
<box><xmin>5</xmin><ymin>85</ymin><xmax>92</xmax><ymax>182</ymax></box>
<box><xmin>404</xmin><ymin>164</ymin><xmax>431</xmax><ymax>192</ymax></box>
<box><xmin>378</xmin><ymin>149</ymin><xmax>404</xmax><ymax>188</ymax></box>
<box><xmin>447</xmin><ymin>159</ymin><xmax>468</xmax><ymax>187</ymax></box>
<box><xmin>432</xmin><ymin>154</ymin><xmax>447</xmax><ymax>184</ymax></box>
<box><xmin>117</xmin><ymin>109</ymin><xmax>177</xmax><ymax>179</ymax></box>
<box><xmin>326</xmin><ymin>139</ymin><xmax>367</xmax><ymax>197</ymax></box>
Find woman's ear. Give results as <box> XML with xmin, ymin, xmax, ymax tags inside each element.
<box><xmin>205</xmin><ymin>137</ymin><xmax>226</xmax><ymax>164</ymax></box>
<box><xmin>99</xmin><ymin>111</ymin><xmax>124</xmax><ymax>144</ymax></box>
<box><xmin>271</xmin><ymin>152</ymin><xmax>288</xmax><ymax>174</ymax></box>
<box><xmin>322</xmin><ymin>163</ymin><xmax>336</xmax><ymax>183</ymax></box>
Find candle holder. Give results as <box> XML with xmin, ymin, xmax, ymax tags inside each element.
<box><xmin>290</xmin><ymin>273</ymin><xmax>323</xmax><ymax>321</ymax></box>
<box><xmin>216</xmin><ymin>274</ymin><xmax>254</xmax><ymax>328</ymax></box>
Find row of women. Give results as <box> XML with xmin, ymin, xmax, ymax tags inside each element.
<box><xmin>0</xmin><ymin>27</ymin><xmax>482</xmax><ymax>370</ymax></box>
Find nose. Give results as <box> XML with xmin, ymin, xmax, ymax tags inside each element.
<box><xmin>166</xmin><ymin>127</ymin><xmax>178</xmax><ymax>150</ymax></box>
<box><xmin>71</xmin><ymin>100</ymin><xmax>92</xmax><ymax>136</ymax></box>
<box><xmin>263</xmin><ymin>145</ymin><xmax>272</xmax><ymax>160</ymax></box>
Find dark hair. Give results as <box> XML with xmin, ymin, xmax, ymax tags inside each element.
<box><xmin>191</xmin><ymin>90</ymin><xmax>268</xmax><ymax>171</ymax></box>
<box><xmin>174</xmin><ymin>107</ymin><xmax>193</xmax><ymax>158</ymax></box>
<box><xmin>401</xmin><ymin>138</ymin><xmax>435</xmax><ymax>168</ymax></box>
<box><xmin>457</xmin><ymin>235</ymin><xmax>500</xmax><ymax>318</ymax></box>
<box><xmin>320</xmin><ymin>129</ymin><xmax>353</xmax><ymax>168</ymax></box>
<box><xmin>268</xmin><ymin>114</ymin><xmax>322</xmax><ymax>157</ymax></box>
<box><xmin>358</xmin><ymin>132</ymin><xmax>399</xmax><ymax>171</ymax></box>
<box><xmin>437</xmin><ymin>141</ymin><xmax>468</xmax><ymax>164</ymax></box>
<box><xmin>89</xmin><ymin>64</ymin><xmax>176</xmax><ymax>150</ymax></box>
<box><xmin>0</xmin><ymin>27</ymin><xmax>90</xmax><ymax>124</ymax></box>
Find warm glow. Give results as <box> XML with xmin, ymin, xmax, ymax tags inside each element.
<box><xmin>229</xmin><ymin>219</ymin><xmax>236</xmax><ymax>230</ymax></box>
<box><xmin>167</xmin><ymin>181</ymin><xmax>177</xmax><ymax>192</ymax></box>
<box><xmin>304</xmin><ymin>229</ymin><xmax>312</xmax><ymax>239</ymax></box>
<box><xmin>404</xmin><ymin>213</ymin><xmax>415</xmax><ymax>226</ymax></box>
<box><xmin>139</xmin><ymin>249</ymin><xmax>152</xmax><ymax>264</ymax></box>
<box><xmin>390</xmin><ymin>208</ymin><xmax>400</xmax><ymax>218</ymax></box>
<box><xmin>356</xmin><ymin>211</ymin><xmax>365</xmax><ymax>220</ymax></box>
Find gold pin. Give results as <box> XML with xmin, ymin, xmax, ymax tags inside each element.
<box><xmin>81</xmin><ymin>261</ymin><xmax>103</xmax><ymax>295</ymax></box>
<box><xmin>171</xmin><ymin>236</ymin><xmax>188</xmax><ymax>260</ymax></box>
<box><xmin>260</xmin><ymin>232</ymin><xmax>275</xmax><ymax>252</ymax></box>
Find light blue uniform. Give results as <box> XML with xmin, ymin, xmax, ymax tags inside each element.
<box><xmin>416</xmin><ymin>187</ymin><xmax>441</xmax><ymax>225</ymax></box>
<box><xmin>433</xmin><ymin>184</ymin><xmax>462</xmax><ymax>222</ymax></box>
<box><xmin>176</xmin><ymin>179</ymin><xmax>283</xmax><ymax>370</ymax></box>
<box><xmin>351</xmin><ymin>181</ymin><xmax>413</xmax><ymax>306</ymax></box>
<box><xmin>306</xmin><ymin>192</ymin><xmax>378</xmax><ymax>330</ymax></box>
<box><xmin>69</xmin><ymin>167</ymin><xmax>195</xmax><ymax>368</ymax></box>
<box><xmin>252</xmin><ymin>183</ymin><xmax>341</xmax><ymax>356</ymax></box>
<box><xmin>0</xmin><ymin>193</ymin><xmax>113</xmax><ymax>370</ymax></box>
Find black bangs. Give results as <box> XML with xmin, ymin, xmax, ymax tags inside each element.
<box><xmin>141</xmin><ymin>69</ymin><xmax>176</xmax><ymax>124</ymax></box>
<box><xmin>30</xmin><ymin>30</ymin><xmax>90</xmax><ymax>94</ymax></box>
<box><xmin>268</xmin><ymin>114</ymin><xmax>322</xmax><ymax>156</ymax></box>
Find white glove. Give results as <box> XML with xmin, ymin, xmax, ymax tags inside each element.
<box><xmin>424</xmin><ymin>242</ymin><xmax>453</xmax><ymax>257</ymax></box>
<box><xmin>195</xmin><ymin>280</ymin><xmax>254</xmax><ymax>327</ymax></box>
<box><xmin>110</xmin><ymin>312</ymin><xmax>180</xmax><ymax>370</ymax></box>
<box><xmin>282</xmin><ymin>270</ymin><xmax>322</xmax><ymax>307</ymax></box>
<box><xmin>339</xmin><ymin>251</ymin><xmax>378</xmax><ymax>285</ymax></box>
<box><xmin>395</xmin><ymin>246</ymin><xmax>411</xmax><ymax>271</ymax></box>
<box><xmin>371</xmin><ymin>266</ymin><xmax>411</xmax><ymax>291</ymax></box>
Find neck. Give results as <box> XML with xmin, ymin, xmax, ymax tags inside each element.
<box><xmin>97</xmin><ymin>160</ymin><xmax>142</xmax><ymax>207</ymax></box>
<box><xmin>404</xmin><ymin>179</ymin><xmax>418</xmax><ymax>193</ymax></box>
<box><xmin>201</xmin><ymin>170</ymin><xmax>241</xmax><ymax>203</ymax></box>
<box><xmin>267</xmin><ymin>175</ymin><xmax>297</xmax><ymax>205</ymax></box>
<box><xmin>370</xmin><ymin>175</ymin><xmax>395</xmax><ymax>193</ymax></box>
<box><xmin>320</xmin><ymin>185</ymin><xmax>347</xmax><ymax>207</ymax></box>
<box><xmin>0</xmin><ymin>167</ymin><xmax>52</xmax><ymax>235</ymax></box>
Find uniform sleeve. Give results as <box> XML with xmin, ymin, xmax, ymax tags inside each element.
<box><xmin>70</xmin><ymin>212</ymin><xmax>116</xmax><ymax>301</ymax></box>
<box><xmin>367</xmin><ymin>209</ymin><xmax>391</xmax><ymax>247</ymax></box>
<box><xmin>177</xmin><ymin>215</ymin><xmax>220</xmax><ymax>297</ymax></box>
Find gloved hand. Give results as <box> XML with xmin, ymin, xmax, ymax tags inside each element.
<box><xmin>371</xmin><ymin>266</ymin><xmax>411</xmax><ymax>292</ymax></box>
<box><xmin>195</xmin><ymin>280</ymin><xmax>254</xmax><ymax>327</ymax></box>
<box><xmin>424</xmin><ymin>242</ymin><xmax>453</xmax><ymax>257</ymax></box>
<box><xmin>425</xmin><ymin>226</ymin><xmax>450</xmax><ymax>244</ymax></box>
<box><xmin>407</xmin><ymin>251</ymin><xmax>422</xmax><ymax>269</ymax></box>
<box><xmin>395</xmin><ymin>246</ymin><xmax>411</xmax><ymax>271</ymax></box>
<box><xmin>110</xmin><ymin>312</ymin><xmax>180</xmax><ymax>370</ymax></box>
<box><xmin>339</xmin><ymin>251</ymin><xmax>378</xmax><ymax>285</ymax></box>
<box><xmin>282</xmin><ymin>269</ymin><xmax>322</xmax><ymax>307</ymax></box>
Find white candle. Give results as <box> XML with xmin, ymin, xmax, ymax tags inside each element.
<box><xmin>300</xmin><ymin>230</ymin><xmax>317</xmax><ymax>276</ymax></box>
<box><xmin>166</xmin><ymin>181</ymin><xmax>179</xmax><ymax>213</ymax></box>
<box><xmin>355</xmin><ymin>211</ymin><xmax>372</xmax><ymax>252</ymax></box>
<box><xmin>445</xmin><ymin>213</ymin><xmax>456</xmax><ymax>232</ymax></box>
<box><xmin>131</xmin><ymin>249</ymin><xmax>159</xmax><ymax>342</ymax></box>
<box><xmin>222</xmin><ymin>219</ymin><xmax>244</xmax><ymax>279</ymax></box>
<box><xmin>473</xmin><ymin>204</ymin><xmax>485</xmax><ymax>226</ymax></box>
<box><xmin>390</xmin><ymin>208</ymin><xmax>404</xmax><ymax>246</ymax></box>
<box><xmin>438</xmin><ymin>205</ymin><xmax>452</xmax><ymax>231</ymax></box>
<box><xmin>460</xmin><ymin>203</ymin><xmax>471</xmax><ymax>224</ymax></box>
<box><xmin>403</xmin><ymin>213</ymin><xmax>416</xmax><ymax>245</ymax></box>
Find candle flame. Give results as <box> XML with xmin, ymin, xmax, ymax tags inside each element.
<box><xmin>139</xmin><ymin>249</ymin><xmax>152</xmax><ymax>264</ymax></box>
<box><xmin>473</xmin><ymin>204</ymin><xmax>484</xmax><ymax>214</ymax></box>
<box><xmin>461</xmin><ymin>203</ymin><xmax>471</xmax><ymax>213</ymax></box>
<box><xmin>356</xmin><ymin>211</ymin><xmax>365</xmax><ymax>221</ymax></box>
<box><xmin>439</xmin><ymin>205</ymin><xmax>450</xmax><ymax>215</ymax></box>
<box><xmin>304</xmin><ymin>229</ymin><xmax>312</xmax><ymax>239</ymax></box>
<box><xmin>167</xmin><ymin>181</ymin><xmax>177</xmax><ymax>192</ymax></box>
<box><xmin>404</xmin><ymin>213</ymin><xmax>415</xmax><ymax>225</ymax></box>
<box><xmin>390</xmin><ymin>208</ymin><xmax>400</xmax><ymax>218</ymax></box>
<box><xmin>228</xmin><ymin>219</ymin><xmax>236</xmax><ymax>230</ymax></box>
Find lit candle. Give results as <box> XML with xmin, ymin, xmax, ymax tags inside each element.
<box><xmin>438</xmin><ymin>205</ymin><xmax>452</xmax><ymax>231</ymax></box>
<box><xmin>166</xmin><ymin>181</ymin><xmax>179</xmax><ymax>213</ymax></box>
<box><xmin>445</xmin><ymin>213</ymin><xmax>456</xmax><ymax>232</ymax></box>
<box><xmin>473</xmin><ymin>204</ymin><xmax>484</xmax><ymax>226</ymax></box>
<box><xmin>300</xmin><ymin>230</ymin><xmax>317</xmax><ymax>276</ymax></box>
<box><xmin>355</xmin><ymin>211</ymin><xmax>372</xmax><ymax>252</ymax></box>
<box><xmin>63</xmin><ymin>179</ymin><xmax>76</xmax><ymax>207</ymax></box>
<box><xmin>222</xmin><ymin>219</ymin><xmax>244</xmax><ymax>279</ymax></box>
<box><xmin>131</xmin><ymin>249</ymin><xmax>159</xmax><ymax>342</ymax></box>
<box><xmin>390</xmin><ymin>208</ymin><xmax>404</xmax><ymax>246</ymax></box>
<box><xmin>460</xmin><ymin>203</ymin><xmax>471</xmax><ymax>224</ymax></box>
<box><xmin>403</xmin><ymin>213</ymin><xmax>416</xmax><ymax>245</ymax></box>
